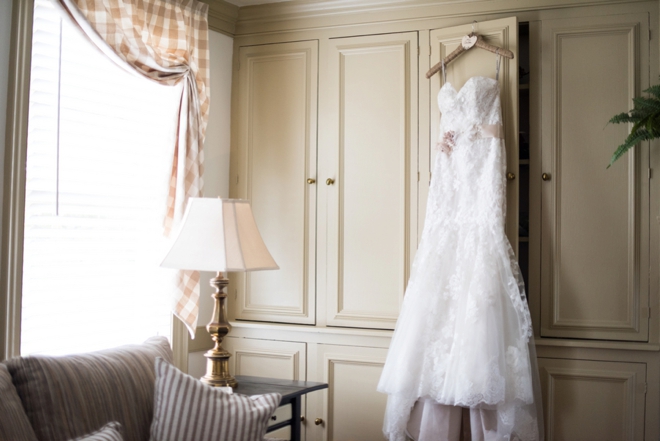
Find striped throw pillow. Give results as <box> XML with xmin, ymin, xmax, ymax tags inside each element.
<box><xmin>150</xmin><ymin>358</ymin><xmax>281</xmax><ymax>441</ymax></box>
<box><xmin>0</xmin><ymin>363</ymin><xmax>38</xmax><ymax>441</ymax></box>
<box><xmin>69</xmin><ymin>421</ymin><xmax>124</xmax><ymax>441</ymax></box>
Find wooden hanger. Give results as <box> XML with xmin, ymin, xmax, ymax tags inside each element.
<box><xmin>425</xmin><ymin>32</ymin><xmax>514</xmax><ymax>79</ymax></box>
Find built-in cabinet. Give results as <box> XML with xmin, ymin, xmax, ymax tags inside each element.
<box><xmin>528</xmin><ymin>11</ymin><xmax>657</xmax><ymax>439</ymax></box>
<box><xmin>234</xmin><ymin>31</ymin><xmax>421</xmax><ymax>329</ymax></box>
<box><xmin>538</xmin><ymin>13</ymin><xmax>651</xmax><ymax>343</ymax></box>
<box><xmin>320</xmin><ymin>32</ymin><xmax>418</xmax><ymax>329</ymax></box>
<box><xmin>537</xmin><ymin>357</ymin><xmax>647</xmax><ymax>441</ymax></box>
<box><xmin>311</xmin><ymin>344</ymin><xmax>389</xmax><ymax>441</ymax></box>
<box><xmin>223</xmin><ymin>337</ymin><xmax>307</xmax><ymax>440</ymax></box>
<box><xmin>223</xmin><ymin>331</ymin><xmax>392</xmax><ymax>441</ymax></box>
<box><xmin>234</xmin><ymin>41</ymin><xmax>318</xmax><ymax>325</ymax></box>
<box><xmin>228</xmin><ymin>1</ymin><xmax>660</xmax><ymax>440</ymax></box>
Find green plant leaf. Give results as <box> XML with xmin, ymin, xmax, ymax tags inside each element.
<box><xmin>609</xmin><ymin>112</ymin><xmax>636</xmax><ymax>125</ymax></box>
<box><xmin>609</xmin><ymin>77</ymin><xmax>660</xmax><ymax>167</ymax></box>
<box><xmin>632</xmin><ymin>96</ymin><xmax>660</xmax><ymax>113</ymax></box>
<box><xmin>645</xmin><ymin>83</ymin><xmax>660</xmax><ymax>98</ymax></box>
<box><xmin>608</xmin><ymin>128</ymin><xmax>657</xmax><ymax>168</ymax></box>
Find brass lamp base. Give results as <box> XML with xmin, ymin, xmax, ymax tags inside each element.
<box><xmin>200</xmin><ymin>271</ymin><xmax>238</xmax><ymax>388</ymax></box>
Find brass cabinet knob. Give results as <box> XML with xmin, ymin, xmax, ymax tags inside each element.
<box><xmin>301</xmin><ymin>416</ymin><xmax>306</xmax><ymax>423</ymax></box>
<box><xmin>307</xmin><ymin>178</ymin><xmax>316</xmax><ymax>184</ymax></box>
<box><xmin>542</xmin><ymin>173</ymin><xmax>551</xmax><ymax>181</ymax></box>
<box><xmin>326</xmin><ymin>178</ymin><xmax>335</xmax><ymax>186</ymax></box>
<box><xmin>506</xmin><ymin>172</ymin><xmax>516</xmax><ymax>181</ymax></box>
<box><xmin>315</xmin><ymin>418</ymin><xmax>324</xmax><ymax>426</ymax></box>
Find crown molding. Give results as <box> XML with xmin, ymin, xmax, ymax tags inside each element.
<box><xmin>232</xmin><ymin>0</ymin><xmax>649</xmax><ymax>36</ymax></box>
<box><xmin>202</xmin><ymin>0</ymin><xmax>239</xmax><ymax>36</ymax></box>
<box><xmin>203</xmin><ymin>0</ymin><xmax>650</xmax><ymax>38</ymax></box>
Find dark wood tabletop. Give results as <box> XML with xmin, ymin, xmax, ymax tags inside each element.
<box><xmin>233</xmin><ymin>375</ymin><xmax>328</xmax><ymax>405</ymax></box>
<box><xmin>232</xmin><ymin>375</ymin><xmax>328</xmax><ymax>440</ymax></box>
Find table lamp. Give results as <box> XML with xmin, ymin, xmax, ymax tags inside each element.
<box><xmin>161</xmin><ymin>198</ymin><xmax>279</xmax><ymax>387</ymax></box>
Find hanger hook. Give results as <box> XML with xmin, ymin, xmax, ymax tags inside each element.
<box><xmin>472</xmin><ymin>20</ymin><xmax>478</xmax><ymax>34</ymax></box>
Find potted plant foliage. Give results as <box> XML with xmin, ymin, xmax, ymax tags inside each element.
<box><xmin>608</xmin><ymin>81</ymin><xmax>660</xmax><ymax>167</ymax></box>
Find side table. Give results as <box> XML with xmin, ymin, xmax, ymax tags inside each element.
<box><xmin>234</xmin><ymin>375</ymin><xmax>328</xmax><ymax>441</ymax></box>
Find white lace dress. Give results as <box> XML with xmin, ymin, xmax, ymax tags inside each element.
<box><xmin>377</xmin><ymin>76</ymin><xmax>543</xmax><ymax>441</ymax></box>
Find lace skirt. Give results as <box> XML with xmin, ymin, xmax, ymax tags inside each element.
<box><xmin>377</xmin><ymin>224</ymin><xmax>543</xmax><ymax>441</ymax></box>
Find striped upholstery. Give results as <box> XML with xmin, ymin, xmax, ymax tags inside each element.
<box><xmin>0</xmin><ymin>363</ymin><xmax>38</xmax><ymax>441</ymax></box>
<box><xmin>71</xmin><ymin>421</ymin><xmax>124</xmax><ymax>441</ymax></box>
<box><xmin>5</xmin><ymin>336</ymin><xmax>172</xmax><ymax>441</ymax></box>
<box><xmin>150</xmin><ymin>358</ymin><xmax>281</xmax><ymax>441</ymax></box>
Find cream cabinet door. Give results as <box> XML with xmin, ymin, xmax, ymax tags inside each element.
<box><xmin>224</xmin><ymin>337</ymin><xmax>307</xmax><ymax>441</ymax></box>
<box><xmin>224</xmin><ymin>336</ymin><xmax>306</xmax><ymax>380</ymax></box>
<box><xmin>308</xmin><ymin>344</ymin><xmax>388</xmax><ymax>441</ymax></box>
<box><xmin>319</xmin><ymin>32</ymin><xmax>418</xmax><ymax>329</ymax></box>
<box><xmin>233</xmin><ymin>41</ymin><xmax>318</xmax><ymax>325</ymax></box>
<box><xmin>540</xmin><ymin>14</ymin><xmax>650</xmax><ymax>341</ymax></box>
<box><xmin>429</xmin><ymin>17</ymin><xmax>519</xmax><ymax>251</ymax></box>
<box><xmin>538</xmin><ymin>358</ymin><xmax>646</xmax><ymax>441</ymax></box>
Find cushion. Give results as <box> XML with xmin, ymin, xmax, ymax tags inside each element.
<box><xmin>69</xmin><ymin>422</ymin><xmax>124</xmax><ymax>441</ymax></box>
<box><xmin>5</xmin><ymin>336</ymin><xmax>172</xmax><ymax>441</ymax></box>
<box><xmin>0</xmin><ymin>362</ymin><xmax>38</xmax><ymax>441</ymax></box>
<box><xmin>150</xmin><ymin>358</ymin><xmax>281</xmax><ymax>441</ymax></box>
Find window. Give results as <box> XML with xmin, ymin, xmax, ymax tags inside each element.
<box><xmin>21</xmin><ymin>0</ymin><xmax>182</xmax><ymax>355</ymax></box>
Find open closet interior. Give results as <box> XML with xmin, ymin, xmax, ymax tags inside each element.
<box><xmin>518</xmin><ymin>22</ymin><xmax>530</xmax><ymax>290</ymax></box>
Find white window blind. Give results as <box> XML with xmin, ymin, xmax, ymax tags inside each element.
<box><xmin>21</xmin><ymin>0</ymin><xmax>183</xmax><ymax>356</ymax></box>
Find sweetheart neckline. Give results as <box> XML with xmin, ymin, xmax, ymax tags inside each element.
<box><xmin>440</xmin><ymin>76</ymin><xmax>498</xmax><ymax>96</ymax></box>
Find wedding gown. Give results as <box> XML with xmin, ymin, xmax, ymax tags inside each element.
<box><xmin>377</xmin><ymin>76</ymin><xmax>544</xmax><ymax>441</ymax></box>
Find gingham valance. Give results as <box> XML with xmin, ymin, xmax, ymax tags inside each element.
<box><xmin>57</xmin><ymin>0</ymin><xmax>210</xmax><ymax>337</ymax></box>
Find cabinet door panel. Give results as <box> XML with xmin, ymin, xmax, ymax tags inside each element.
<box><xmin>224</xmin><ymin>336</ymin><xmax>306</xmax><ymax>380</ymax></box>
<box><xmin>224</xmin><ymin>337</ymin><xmax>307</xmax><ymax>441</ymax></box>
<box><xmin>429</xmin><ymin>17</ymin><xmax>519</xmax><ymax>251</ymax></box>
<box><xmin>538</xmin><ymin>358</ymin><xmax>646</xmax><ymax>441</ymax></box>
<box><xmin>234</xmin><ymin>41</ymin><xmax>318</xmax><ymax>325</ymax></box>
<box><xmin>310</xmin><ymin>344</ymin><xmax>388</xmax><ymax>441</ymax></box>
<box><xmin>540</xmin><ymin>14</ymin><xmax>650</xmax><ymax>341</ymax></box>
<box><xmin>321</xmin><ymin>32</ymin><xmax>418</xmax><ymax>329</ymax></box>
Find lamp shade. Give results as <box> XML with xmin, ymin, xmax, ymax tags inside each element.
<box><xmin>160</xmin><ymin>198</ymin><xmax>278</xmax><ymax>272</ymax></box>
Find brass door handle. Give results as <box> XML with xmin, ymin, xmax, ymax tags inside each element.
<box><xmin>506</xmin><ymin>172</ymin><xmax>516</xmax><ymax>181</ymax></box>
<box><xmin>307</xmin><ymin>178</ymin><xmax>316</xmax><ymax>184</ymax></box>
<box><xmin>326</xmin><ymin>178</ymin><xmax>335</xmax><ymax>186</ymax></box>
<box><xmin>315</xmin><ymin>418</ymin><xmax>324</xmax><ymax>426</ymax></box>
<box><xmin>542</xmin><ymin>173</ymin><xmax>551</xmax><ymax>181</ymax></box>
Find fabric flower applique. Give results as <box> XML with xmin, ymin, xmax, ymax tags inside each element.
<box><xmin>438</xmin><ymin>130</ymin><xmax>456</xmax><ymax>156</ymax></box>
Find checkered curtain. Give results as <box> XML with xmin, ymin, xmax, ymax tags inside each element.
<box><xmin>57</xmin><ymin>0</ymin><xmax>210</xmax><ymax>337</ymax></box>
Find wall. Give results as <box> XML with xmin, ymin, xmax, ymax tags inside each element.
<box><xmin>0</xmin><ymin>0</ymin><xmax>14</xmax><ymax>360</ymax></box>
<box><xmin>188</xmin><ymin>29</ymin><xmax>234</xmax><ymax>377</ymax></box>
<box><xmin>0</xmin><ymin>0</ymin><xmax>13</xmax><ymax>295</ymax></box>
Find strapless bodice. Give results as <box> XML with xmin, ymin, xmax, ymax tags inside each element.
<box><xmin>437</xmin><ymin>76</ymin><xmax>501</xmax><ymax>123</ymax></box>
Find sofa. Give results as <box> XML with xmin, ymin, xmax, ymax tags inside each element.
<box><xmin>0</xmin><ymin>336</ymin><xmax>281</xmax><ymax>441</ymax></box>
